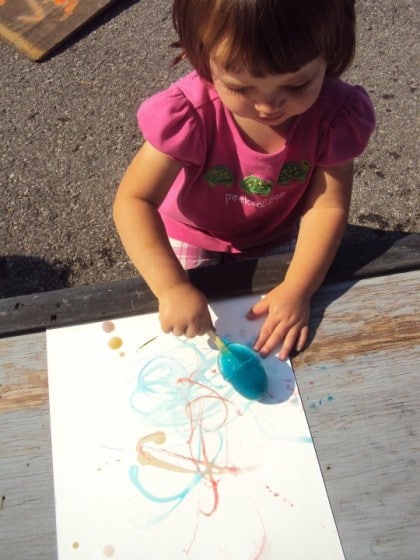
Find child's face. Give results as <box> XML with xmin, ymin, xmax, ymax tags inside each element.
<box><xmin>210</xmin><ymin>56</ymin><xmax>327</xmax><ymax>128</ymax></box>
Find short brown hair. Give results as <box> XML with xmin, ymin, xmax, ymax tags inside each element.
<box><xmin>172</xmin><ymin>0</ymin><xmax>355</xmax><ymax>80</ymax></box>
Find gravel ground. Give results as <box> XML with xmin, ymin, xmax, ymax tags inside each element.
<box><xmin>0</xmin><ymin>0</ymin><xmax>418</xmax><ymax>298</ymax></box>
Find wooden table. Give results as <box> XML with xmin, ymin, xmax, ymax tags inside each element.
<box><xmin>1</xmin><ymin>237</ymin><xmax>419</xmax><ymax>560</ymax></box>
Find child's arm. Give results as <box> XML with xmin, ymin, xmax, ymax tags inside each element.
<box><xmin>113</xmin><ymin>142</ymin><xmax>213</xmax><ymax>337</ymax></box>
<box><xmin>247</xmin><ymin>161</ymin><xmax>354</xmax><ymax>360</ymax></box>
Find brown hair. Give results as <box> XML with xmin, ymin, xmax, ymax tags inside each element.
<box><xmin>172</xmin><ymin>0</ymin><xmax>355</xmax><ymax>80</ymax></box>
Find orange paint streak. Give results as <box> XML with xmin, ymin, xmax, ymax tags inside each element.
<box><xmin>53</xmin><ymin>0</ymin><xmax>79</xmax><ymax>17</ymax></box>
<box><xmin>177</xmin><ymin>376</ymin><xmax>238</xmax><ymax>516</ymax></box>
<box><xmin>199</xmin><ymin>432</ymin><xmax>219</xmax><ymax>516</ymax></box>
<box><xmin>177</xmin><ymin>376</ymin><xmax>233</xmax><ymax>436</ymax></box>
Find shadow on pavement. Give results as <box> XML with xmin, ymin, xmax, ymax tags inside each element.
<box><xmin>0</xmin><ymin>226</ymin><xmax>417</xmax><ymax>300</ymax></box>
<box><xmin>0</xmin><ymin>256</ymin><xmax>71</xmax><ymax>298</ymax></box>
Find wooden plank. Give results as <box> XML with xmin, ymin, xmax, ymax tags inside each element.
<box><xmin>0</xmin><ymin>332</ymin><xmax>56</xmax><ymax>560</ymax></box>
<box><xmin>0</xmin><ymin>331</ymin><xmax>49</xmax><ymax>411</ymax></box>
<box><xmin>292</xmin><ymin>271</ymin><xmax>420</xmax><ymax>560</ymax></box>
<box><xmin>0</xmin><ymin>234</ymin><xmax>419</xmax><ymax>338</ymax></box>
<box><xmin>0</xmin><ymin>0</ymin><xmax>117</xmax><ymax>61</ymax></box>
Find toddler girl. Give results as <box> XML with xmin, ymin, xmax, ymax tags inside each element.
<box><xmin>113</xmin><ymin>0</ymin><xmax>375</xmax><ymax>359</ymax></box>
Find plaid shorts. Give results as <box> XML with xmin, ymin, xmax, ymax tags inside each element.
<box><xmin>169</xmin><ymin>238</ymin><xmax>296</xmax><ymax>270</ymax></box>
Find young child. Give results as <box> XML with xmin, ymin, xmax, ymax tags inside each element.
<box><xmin>113</xmin><ymin>0</ymin><xmax>375</xmax><ymax>360</ymax></box>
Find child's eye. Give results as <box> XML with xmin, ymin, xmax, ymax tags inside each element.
<box><xmin>290</xmin><ymin>81</ymin><xmax>309</xmax><ymax>93</ymax></box>
<box><xmin>226</xmin><ymin>86</ymin><xmax>248</xmax><ymax>95</ymax></box>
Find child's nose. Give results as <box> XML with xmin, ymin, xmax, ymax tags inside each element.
<box><xmin>254</xmin><ymin>96</ymin><xmax>284</xmax><ymax>114</ymax></box>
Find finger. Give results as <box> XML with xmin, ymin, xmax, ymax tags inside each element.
<box><xmin>259</xmin><ymin>330</ymin><xmax>287</xmax><ymax>357</ymax></box>
<box><xmin>185</xmin><ymin>313</ymin><xmax>213</xmax><ymax>338</ymax></box>
<box><xmin>254</xmin><ymin>320</ymin><xmax>288</xmax><ymax>355</ymax></box>
<box><xmin>159</xmin><ymin>308</ymin><xmax>174</xmax><ymax>333</ymax></box>
<box><xmin>278</xmin><ymin>329</ymin><xmax>302</xmax><ymax>361</ymax></box>
<box><xmin>197</xmin><ymin>318</ymin><xmax>213</xmax><ymax>336</ymax></box>
<box><xmin>296</xmin><ymin>326</ymin><xmax>309</xmax><ymax>353</ymax></box>
<box><xmin>172</xmin><ymin>324</ymin><xmax>188</xmax><ymax>337</ymax></box>
<box><xmin>253</xmin><ymin>324</ymin><xmax>275</xmax><ymax>352</ymax></box>
<box><xmin>160</xmin><ymin>320</ymin><xmax>172</xmax><ymax>334</ymax></box>
<box><xmin>185</xmin><ymin>321</ymin><xmax>205</xmax><ymax>338</ymax></box>
<box><xmin>246</xmin><ymin>299</ymin><xmax>269</xmax><ymax>319</ymax></box>
<box><xmin>184</xmin><ymin>326</ymin><xmax>197</xmax><ymax>338</ymax></box>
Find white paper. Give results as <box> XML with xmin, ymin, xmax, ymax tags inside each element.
<box><xmin>47</xmin><ymin>294</ymin><xmax>344</xmax><ymax>560</ymax></box>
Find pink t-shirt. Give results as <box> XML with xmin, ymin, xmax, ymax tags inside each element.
<box><xmin>138</xmin><ymin>71</ymin><xmax>375</xmax><ymax>253</ymax></box>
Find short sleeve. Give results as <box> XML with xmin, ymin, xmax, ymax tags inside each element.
<box><xmin>317</xmin><ymin>86</ymin><xmax>376</xmax><ymax>167</ymax></box>
<box><xmin>137</xmin><ymin>85</ymin><xmax>204</xmax><ymax>166</ymax></box>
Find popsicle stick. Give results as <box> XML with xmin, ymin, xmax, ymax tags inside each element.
<box><xmin>207</xmin><ymin>329</ymin><xmax>229</xmax><ymax>353</ymax></box>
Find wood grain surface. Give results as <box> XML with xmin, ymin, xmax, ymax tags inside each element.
<box><xmin>0</xmin><ymin>0</ymin><xmax>116</xmax><ymax>60</ymax></box>
<box><xmin>0</xmin><ymin>332</ymin><xmax>57</xmax><ymax>560</ymax></box>
<box><xmin>293</xmin><ymin>271</ymin><xmax>419</xmax><ymax>560</ymax></box>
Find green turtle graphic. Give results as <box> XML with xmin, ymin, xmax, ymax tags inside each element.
<box><xmin>204</xmin><ymin>165</ymin><xmax>235</xmax><ymax>187</ymax></box>
<box><xmin>240</xmin><ymin>176</ymin><xmax>274</xmax><ymax>196</ymax></box>
<box><xmin>277</xmin><ymin>160</ymin><xmax>311</xmax><ymax>185</ymax></box>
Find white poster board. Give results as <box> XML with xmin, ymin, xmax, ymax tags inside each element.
<box><xmin>46</xmin><ymin>294</ymin><xmax>344</xmax><ymax>560</ymax></box>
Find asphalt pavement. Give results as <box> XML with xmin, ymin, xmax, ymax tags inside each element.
<box><xmin>0</xmin><ymin>0</ymin><xmax>418</xmax><ymax>299</ymax></box>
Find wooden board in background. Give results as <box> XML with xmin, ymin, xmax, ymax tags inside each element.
<box><xmin>0</xmin><ymin>0</ymin><xmax>117</xmax><ymax>61</ymax></box>
<box><xmin>1</xmin><ymin>233</ymin><xmax>419</xmax><ymax>338</ymax></box>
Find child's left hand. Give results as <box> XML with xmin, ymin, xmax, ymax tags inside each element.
<box><xmin>246</xmin><ymin>283</ymin><xmax>310</xmax><ymax>360</ymax></box>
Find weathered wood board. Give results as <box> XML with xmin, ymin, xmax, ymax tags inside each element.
<box><xmin>0</xmin><ymin>234</ymin><xmax>419</xmax><ymax>338</ymax></box>
<box><xmin>0</xmin><ymin>0</ymin><xmax>117</xmax><ymax>61</ymax></box>
<box><xmin>293</xmin><ymin>271</ymin><xmax>420</xmax><ymax>559</ymax></box>
<box><xmin>0</xmin><ymin>331</ymin><xmax>57</xmax><ymax>560</ymax></box>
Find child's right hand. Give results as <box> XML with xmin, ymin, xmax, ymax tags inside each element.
<box><xmin>158</xmin><ymin>282</ymin><xmax>213</xmax><ymax>338</ymax></box>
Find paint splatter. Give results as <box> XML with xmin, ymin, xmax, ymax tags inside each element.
<box><xmin>265</xmin><ymin>484</ymin><xmax>294</xmax><ymax>507</ymax></box>
<box><xmin>103</xmin><ymin>544</ymin><xmax>115</xmax><ymax>557</ymax></box>
<box><xmin>137</xmin><ymin>336</ymin><xmax>158</xmax><ymax>350</ymax></box>
<box><xmin>309</xmin><ymin>395</ymin><xmax>334</xmax><ymax>409</ymax></box>
<box><xmin>72</xmin><ymin>541</ymin><xmax>80</xmax><ymax>549</ymax></box>
<box><xmin>108</xmin><ymin>336</ymin><xmax>123</xmax><ymax>350</ymax></box>
<box><xmin>102</xmin><ymin>321</ymin><xmax>115</xmax><ymax>333</ymax></box>
<box><xmin>128</xmin><ymin>338</ymin><xmax>252</xmax><ymax>526</ymax></box>
<box><xmin>102</xmin><ymin>322</ymin><xmax>125</xmax><ymax>355</ymax></box>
